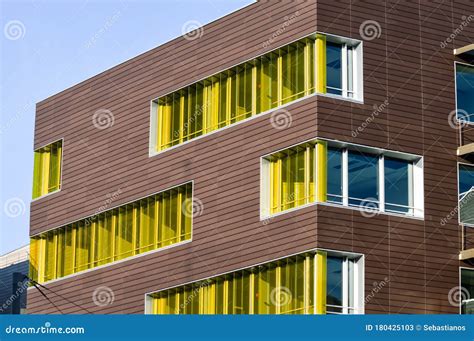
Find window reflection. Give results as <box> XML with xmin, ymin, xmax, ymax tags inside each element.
<box><xmin>384</xmin><ymin>158</ymin><xmax>412</xmax><ymax>214</ymax></box>
<box><xmin>348</xmin><ymin>152</ymin><xmax>379</xmax><ymax>208</ymax></box>
<box><xmin>456</xmin><ymin>64</ymin><xmax>474</xmax><ymax>123</ymax></box>
<box><xmin>327</xmin><ymin>148</ymin><xmax>343</xmax><ymax>203</ymax></box>
<box><xmin>326</xmin><ymin>42</ymin><xmax>342</xmax><ymax>95</ymax></box>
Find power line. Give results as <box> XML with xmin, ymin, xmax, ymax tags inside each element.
<box><xmin>23</xmin><ymin>275</ymin><xmax>93</xmax><ymax>314</ymax></box>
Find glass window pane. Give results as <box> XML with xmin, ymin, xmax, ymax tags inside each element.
<box><xmin>327</xmin><ymin>256</ymin><xmax>343</xmax><ymax>313</ymax></box>
<box><xmin>63</xmin><ymin>225</ymin><xmax>74</xmax><ymax>276</ymax></box>
<box><xmin>459</xmin><ymin>165</ymin><xmax>474</xmax><ymax>225</ymax></box>
<box><xmin>326</xmin><ymin>42</ymin><xmax>342</xmax><ymax>95</ymax></box>
<box><xmin>384</xmin><ymin>158</ymin><xmax>411</xmax><ymax>213</ymax></box>
<box><xmin>327</xmin><ymin>148</ymin><xmax>343</xmax><ymax>203</ymax></box>
<box><xmin>348</xmin><ymin>151</ymin><xmax>379</xmax><ymax>208</ymax></box>
<box><xmin>459</xmin><ymin>165</ymin><xmax>474</xmax><ymax>196</ymax></box>
<box><xmin>456</xmin><ymin>64</ymin><xmax>474</xmax><ymax>123</ymax></box>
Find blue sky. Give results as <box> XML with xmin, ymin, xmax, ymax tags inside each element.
<box><xmin>0</xmin><ymin>0</ymin><xmax>254</xmax><ymax>255</ymax></box>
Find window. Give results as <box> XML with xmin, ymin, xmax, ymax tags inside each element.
<box><xmin>268</xmin><ymin>144</ymin><xmax>315</xmax><ymax>214</ymax></box>
<box><xmin>327</xmin><ymin>148</ymin><xmax>343</xmax><ymax>203</ymax></box>
<box><xmin>384</xmin><ymin>158</ymin><xmax>413</xmax><ymax>214</ymax></box>
<box><xmin>348</xmin><ymin>151</ymin><xmax>379</xmax><ymax>208</ymax></box>
<box><xmin>32</xmin><ymin>140</ymin><xmax>62</xmax><ymax>199</ymax></box>
<box><xmin>456</xmin><ymin>63</ymin><xmax>474</xmax><ymax>123</ymax></box>
<box><xmin>147</xmin><ymin>250</ymin><xmax>364</xmax><ymax>315</ymax></box>
<box><xmin>326</xmin><ymin>256</ymin><xmax>357</xmax><ymax>314</ymax></box>
<box><xmin>326</xmin><ymin>42</ymin><xmax>342</xmax><ymax>95</ymax></box>
<box><xmin>461</xmin><ymin>268</ymin><xmax>474</xmax><ymax>314</ymax></box>
<box><xmin>458</xmin><ymin>164</ymin><xmax>474</xmax><ymax>225</ymax></box>
<box><xmin>261</xmin><ymin>139</ymin><xmax>423</xmax><ymax>218</ymax></box>
<box><xmin>150</xmin><ymin>33</ymin><xmax>363</xmax><ymax>154</ymax></box>
<box><xmin>29</xmin><ymin>182</ymin><xmax>193</xmax><ymax>283</ymax></box>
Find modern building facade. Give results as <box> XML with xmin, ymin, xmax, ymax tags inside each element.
<box><xmin>0</xmin><ymin>246</ymin><xmax>29</xmax><ymax>314</ymax></box>
<box><xmin>27</xmin><ymin>0</ymin><xmax>474</xmax><ymax>314</ymax></box>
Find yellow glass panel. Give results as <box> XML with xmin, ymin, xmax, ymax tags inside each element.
<box><xmin>308</xmin><ymin>145</ymin><xmax>315</xmax><ymax>203</ymax></box>
<box><xmin>78</xmin><ymin>222</ymin><xmax>93</xmax><ymax>272</ymax></box>
<box><xmin>150</xmin><ymin>253</ymin><xmax>320</xmax><ymax>315</ymax></box>
<box><xmin>255</xmin><ymin>264</ymin><xmax>277</xmax><ymax>314</ymax></box>
<box><xmin>142</xmin><ymin>198</ymin><xmax>156</xmax><ymax>253</ymax></box>
<box><xmin>315</xmin><ymin>251</ymin><xmax>327</xmax><ymax>314</ymax></box>
<box><xmin>32</xmin><ymin>151</ymin><xmax>42</xmax><ymax>199</ymax></box>
<box><xmin>32</xmin><ymin>140</ymin><xmax>62</xmax><ymax>199</ymax></box>
<box><xmin>56</xmin><ymin>228</ymin><xmax>65</xmax><ymax>278</ymax></box>
<box><xmin>295</xmin><ymin>148</ymin><xmax>305</xmax><ymax>207</ymax></box>
<box><xmin>170</xmin><ymin>190</ymin><xmax>179</xmax><ymax>244</ymax></box>
<box><xmin>63</xmin><ymin>225</ymin><xmax>74</xmax><ymax>276</ymax></box>
<box><xmin>29</xmin><ymin>237</ymin><xmax>40</xmax><ymax>282</ymax></box>
<box><xmin>44</xmin><ymin>231</ymin><xmax>58</xmax><ymax>282</ymax></box>
<box><xmin>31</xmin><ymin>183</ymin><xmax>192</xmax><ymax>283</ymax></box>
<box><xmin>316</xmin><ymin>34</ymin><xmax>327</xmax><ymax>94</ymax></box>
<box><xmin>153</xmin><ymin>35</ymin><xmax>326</xmax><ymax>153</ymax></box>
<box><xmin>269</xmin><ymin>144</ymin><xmax>318</xmax><ymax>214</ymax></box>
<box><xmin>316</xmin><ymin>141</ymin><xmax>328</xmax><ymax>202</ymax></box>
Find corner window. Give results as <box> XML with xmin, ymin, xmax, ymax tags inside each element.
<box><xmin>261</xmin><ymin>139</ymin><xmax>423</xmax><ymax>218</ymax></box>
<box><xmin>146</xmin><ymin>250</ymin><xmax>364</xmax><ymax>315</ymax></box>
<box><xmin>150</xmin><ymin>33</ymin><xmax>363</xmax><ymax>155</ymax></box>
<box><xmin>456</xmin><ymin>63</ymin><xmax>474</xmax><ymax>123</ymax></box>
<box><xmin>32</xmin><ymin>140</ymin><xmax>63</xmax><ymax>199</ymax></box>
<box><xmin>268</xmin><ymin>144</ymin><xmax>315</xmax><ymax>214</ymax></box>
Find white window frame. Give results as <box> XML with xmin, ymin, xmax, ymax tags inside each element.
<box><xmin>325</xmin><ymin>255</ymin><xmax>364</xmax><ymax>315</ymax></box>
<box><xmin>260</xmin><ymin>138</ymin><xmax>424</xmax><ymax>220</ymax></box>
<box><xmin>325</xmin><ymin>33</ymin><xmax>364</xmax><ymax>102</ymax></box>
<box><xmin>31</xmin><ymin>138</ymin><xmax>65</xmax><ymax>202</ymax></box>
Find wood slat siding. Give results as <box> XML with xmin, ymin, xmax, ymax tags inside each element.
<box><xmin>28</xmin><ymin>0</ymin><xmax>473</xmax><ymax>314</ymax></box>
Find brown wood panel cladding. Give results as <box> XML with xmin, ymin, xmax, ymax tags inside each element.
<box><xmin>28</xmin><ymin>0</ymin><xmax>473</xmax><ymax>314</ymax></box>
